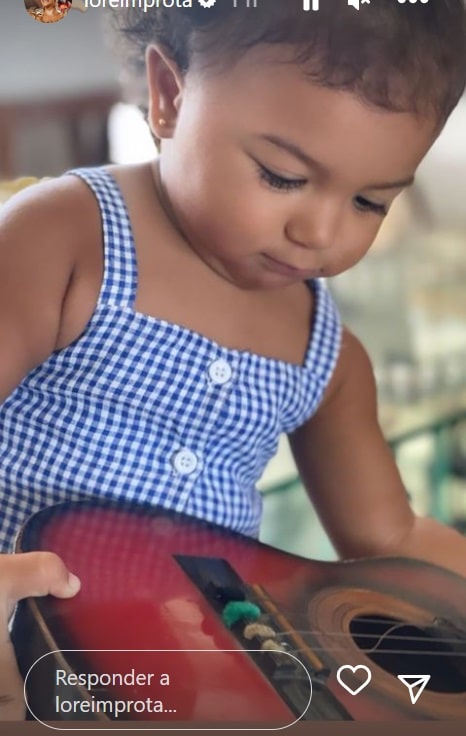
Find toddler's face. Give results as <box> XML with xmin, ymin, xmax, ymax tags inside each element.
<box><xmin>154</xmin><ymin>45</ymin><xmax>437</xmax><ymax>290</ymax></box>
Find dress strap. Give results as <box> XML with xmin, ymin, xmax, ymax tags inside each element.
<box><xmin>67</xmin><ymin>167</ymin><xmax>138</xmax><ymax>308</ymax></box>
<box><xmin>305</xmin><ymin>278</ymin><xmax>342</xmax><ymax>391</ymax></box>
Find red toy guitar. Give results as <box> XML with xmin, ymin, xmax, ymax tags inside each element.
<box><xmin>12</xmin><ymin>499</ymin><xmax>466</xmax><ymax>724</ymax></box>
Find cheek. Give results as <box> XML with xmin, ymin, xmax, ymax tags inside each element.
<box><xmin>164</xmin><ymin>131</ymin><xmax>284</xmax><ymax>249</ymax></box>
<box><xmin>177</xmin><ymin>165</ymin><xmax>279</xmax><ymax>246</ymax></box>
<box><xmin>192</xmin><ymin>193</ymin><xmax>276</xmax><ymax>255</ymax></box>
<box><xmin>328</xmin><ymin>218</ymin><xmax>383</xmax><ymax>275</ymax></box>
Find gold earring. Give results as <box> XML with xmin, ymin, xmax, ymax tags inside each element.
<box><xmin>158</xmin><ymin>117</ymin><xmax>167</xmax><ymax>127</ymax></box>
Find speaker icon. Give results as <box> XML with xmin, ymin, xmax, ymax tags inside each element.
<box><xmin>348</xmin><ymin>0</ymin><xmax>371</xmax><ymax>9</ymax></box>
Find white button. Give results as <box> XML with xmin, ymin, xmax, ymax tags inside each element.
<box><xmin>172</xmin><ymin>449</ymin><xmax>199</xmax><ymax>475</ymax></box>
<box><xmin>208</xmin><ymin>359</ymin><xmax>233</xmax><ymax>386</ymax></box>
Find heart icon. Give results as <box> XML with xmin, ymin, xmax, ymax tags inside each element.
<box><xmin>336</xmin><ymin>665</ymin><xmax>372</xmax><ymax>696</ymax></box>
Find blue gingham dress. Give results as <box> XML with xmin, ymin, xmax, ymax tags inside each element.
<box><xmin>0</xmin><ymin>168</ymin><xmax>342</xmax><ymax>553</ymax></box>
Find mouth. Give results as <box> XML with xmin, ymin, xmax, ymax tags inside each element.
<box><xmin>261</xmin><ymin>253</ymin><xmax>320</xmax><ymax>279</ymax></box>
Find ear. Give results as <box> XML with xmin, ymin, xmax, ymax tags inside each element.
<box><xmin>146</xmin><ymin>45</ymin><xmax>184</xmax><ymax>141</ymax></box>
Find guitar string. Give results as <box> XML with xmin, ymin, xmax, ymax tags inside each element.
<box><xmin>270</xmin><ymin>628</ymin><xmax>466</xmax><ymax>645</ymax></box>
<box><xmin>241</xmin><ymin>623</ymin><xmax>466</xmax><ymax>657</ymax></box>
<box><xmin>252</xmin><ymin>612</ymin><xmax>466</xmax><ymax>653</ymax></box>
<box><xmin>360</xmin><ymin>623</ymin><xmax>403</xmax><ymax>655</ymax></box>
<box><xmin>260</xmin><ymin>624</ymin><xmax>466</xmax><ymax>657</ymax></box>
<box><xmin>324</xmin><ymin>622</ymin><xmax>407</xmax><ymax>655</ymax></box>
<box><xmin>256</xmin><ymin>604</ymin><xmax>465</xmax><ymax>631</ymax></box>
<box><xmin>252</xmin><ymin>604</ymin><xmax>466</xmax><ymax>642</ymax></box>
<box><xmin>275</xmin><ymin>644</ymin><xmax>466</xmax><ymax>657</ymax></box>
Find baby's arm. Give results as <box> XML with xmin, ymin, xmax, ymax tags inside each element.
<box><xmin>289</xmin><ymin>328</ymin><xmax>466</xmax><ymax>577</ymax></box>
<box><xmin>0</xmin><ymin>552</ymin><xmax>80</xmax><ymax>720</ymax></box>
<box><xmin>0</xmin><ymin>177</ymin><xmax>88</xmax><ymax>403</ymax></box>
<box><xmin>0</xmin><ymin>181</ymin><xmax>98</xmax><ymax>719</ymax></box>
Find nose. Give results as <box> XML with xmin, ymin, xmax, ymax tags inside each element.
<box><xmin>285</xmin><ymin>198</ymin><xmax>344</xmax><ymax>251</ymax></box>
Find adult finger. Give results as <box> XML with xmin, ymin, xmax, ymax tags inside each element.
<box><xmin>0</xmin><ymin>553</ymin><xmax>80</xmax><ymax>720</ymax></box>
<box><xmin>0</xmin><ymin>552</ymin><xmax>80</xmax><ymax>618</ymax></box>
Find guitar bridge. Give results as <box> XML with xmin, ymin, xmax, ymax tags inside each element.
<box><xmin>174</xmin><ymin>554</ymin><xmax>351</xmax><ymax>720</ymax></box>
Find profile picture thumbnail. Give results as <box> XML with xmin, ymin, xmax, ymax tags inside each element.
<box><xmin>25</xmin><ymin>0</ymin><xmax>73</xmax><ymax>24</ymax></box>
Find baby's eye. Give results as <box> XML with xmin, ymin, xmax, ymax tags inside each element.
<box><xmin>257</xmin><ymin>164</ymin><xmax>307</xmax><ymax>192</ymax></box>
<box><xmin>354</xmin><ymin>195</ymin><xmax>388</xmax><ymax>217</ymax></box>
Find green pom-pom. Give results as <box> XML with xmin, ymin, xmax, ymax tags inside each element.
<box><xmin>222</xmin><ymin>601</ymin><xmax>261</xmax><ymax>629</ymax></box>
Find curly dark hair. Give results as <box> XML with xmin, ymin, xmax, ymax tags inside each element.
<box><xmin>108</xmin><ymin>0</ymin><xmax>466</xmax><ymax>127</ymax></box>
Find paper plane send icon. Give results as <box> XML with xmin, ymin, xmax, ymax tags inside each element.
<box><xmin>397</xmin><ymin>675</ymin><xmax>431</xmax><ymax>705</ymax></box>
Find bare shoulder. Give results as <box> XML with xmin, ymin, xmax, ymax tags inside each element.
<box><xmin>0</xmin><ymin>174</ymin><xmax>103</xmax><ymax>400</ymax></box>
<box><xmin>317</xmin><ymin>326</ymin><xmax>378</xmax><ymax>418</ymax></box>
<box><xmin>0</xmin><ymin>173</ymin><xmax>100</xmax><ymax>245</ymax></box>
<box><xmin>289</xmin><ymin>327</ymin><xmax>378</xmax><ymax>453</ymax></box>
<box><xmin>288</xmin><ymin>326</ymin><xmax>410</xmax><ymax>558</ymax></box>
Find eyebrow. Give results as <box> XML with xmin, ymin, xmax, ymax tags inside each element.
<box><xmin>259</xmin><ymin>134</ymin><xmax>415</xmax><ymax>190</ymax></box>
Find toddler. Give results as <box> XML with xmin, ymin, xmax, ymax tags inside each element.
<box><xmin>2</xmin><ymin>0</ymin><xmax>466</xmax><ymax>715</ymax></box>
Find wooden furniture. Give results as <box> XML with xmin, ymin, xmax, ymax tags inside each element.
<box><xmin>0</xmin><ymin>90</ymin><xmax>119</xmax><ymax>179</ymax></box>
<box><xmin>0</xmin><ymin>2</ymin><xmax>120</xmax><ymax>178</ymax></box>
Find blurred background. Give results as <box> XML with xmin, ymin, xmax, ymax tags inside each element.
<box><xmin>1</xmin><ymin>3</ymin><xmax>466</xmax><ymax>560</ymax></box>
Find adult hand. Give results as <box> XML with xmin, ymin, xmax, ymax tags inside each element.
<box><xmin>0</xmin><ymin>552</ymin><xmax>80</xmax><ymax>720</ymax></box>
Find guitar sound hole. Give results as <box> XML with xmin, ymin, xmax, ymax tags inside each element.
<box><xmin>350</xmin><ymin>616</ymin><xmax>466</xmax><ymax>694</ymax></box>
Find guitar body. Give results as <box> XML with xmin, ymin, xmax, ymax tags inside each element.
<box><xmin>12</xmin><ymin>499</ymin><xmax>466</xmax><ymax>723</ymax></box>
